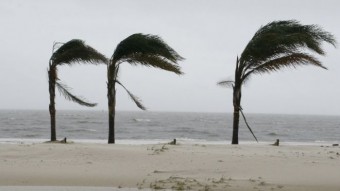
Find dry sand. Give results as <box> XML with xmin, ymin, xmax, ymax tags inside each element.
<box><xmin>0</xmin><ymin>142</ymin><xmax>340</xmax><ymax>191</ymax></box>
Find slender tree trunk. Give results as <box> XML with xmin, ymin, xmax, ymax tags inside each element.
<box><xmin>231</xmin><ymin>57</ymin><xmax>242</xmax><ymax>144</ymax></box>
<box><xmin>232</xmin><ymin>85</ymin><xmax>241</xmax><ymax>144</ymax></box>
<box><xmin>232</xmin><ymin>105</ymin><xmax>240</xmax><ymax>144</ymax></box>
<box><xmin>232</xmin><ymin>56</ymin><xmax>242</xmax><ymax>144</ymax></box>
<box><xmin>48</xmin><ymin>66</ymin><xmax>57</xmax><ymax>141</ymax></box>
<box><xmin>107</xmin><ymin>64</ymin><xmax>116</xmax><ymax>144</ymax></box>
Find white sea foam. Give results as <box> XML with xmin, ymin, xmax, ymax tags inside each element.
<box><xmin>133</xmin><ymin>118</ymin><xmax>151</xmax><ymax>122</ymax></box>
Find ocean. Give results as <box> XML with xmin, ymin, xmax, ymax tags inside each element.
<box><xmin>0</xmin><ymin>110</ymin><xmax>339</xmax><ymax>144</ymax></box>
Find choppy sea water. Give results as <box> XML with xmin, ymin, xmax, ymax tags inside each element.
<box><xmin>0</xmin><ymin>110</ymin><xmax>339</xmax><ymax>144</ymax></box>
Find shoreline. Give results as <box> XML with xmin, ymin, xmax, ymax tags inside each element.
<box><xmin>0</xmin><ymin>138</ymin><xmax>338</xmax><ymax>146</ymax></box>
<box><xmin>1</xmin><ymin>142</ymin><xmax>340</xmax><ymax>190</ymax></box>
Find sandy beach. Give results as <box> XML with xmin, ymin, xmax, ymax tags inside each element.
<box><xmin>0</xmin><ymin>142</ymin><xmax>340</xmax><ymax>191</ymax></box>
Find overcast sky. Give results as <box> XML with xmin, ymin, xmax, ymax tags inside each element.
<box><xmin>0</xmin><ymin>0</ymin><xmax>339</xmax><ymax>115</ymax></box>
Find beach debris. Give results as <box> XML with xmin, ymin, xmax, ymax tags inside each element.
<box><xmin>212</xmin><ymin>176</ymin><xmax>227</xmax><ymax>184</ymax></box>
<box><xmin>248</xmin><ymin>178</ymin><xmax>256</xmax><ymax>183</ymax></box>
<box><xmin>45</xmin><ymin>137</ymin><xmax>72</xmax><ymax>144</ymax></box>
<box><xmin>61</xmin><ymin>137</ymin><xmax>67</xmax><ymax>143</ymax></box>
<box><xmin>168</xmin><ymin>139</ymin><xmax>177</xmax><ymax>145</ymax></box>
<box><xmin>272</xmin><ymin>139</ymin><xmax>279</xmax><ymax>146</ymax></box>
<box><xmin>150</xmin><ymin>144</ymin><xmax>169</xmax><ymax>155</ymax></box>
<box><xmin>259</xmin><ymin>181</ymin><xmax>266</xmax><ymax>186</ymax></box>
<box><xmin>277</xmin><ymin>185</ymin><xmax>284</xmax><ymax>189</ymax></box>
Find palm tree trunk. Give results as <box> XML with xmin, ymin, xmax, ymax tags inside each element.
<box><xmin>231</xmin><ymin>57</ymin><xmax>242</xmax><ymax>144</ymax></box>
<box><xmin>107</xmin><ymin>65</ymin><xmax>116</xmax><ymax>144</ymax></box>
<box><xmin>232</xmin><ymin>109</ymin><xmax>240</xmax><ymax>144</ymax></box>
<box><xmin>232</xmin><ymin>85</ymin><xmax>241</xmax><ymax>144</ymax></box>
<box><xmin>108</xmin><ymin>87</ymin><xmax>116</xmax><ymax>144</ymax></box>
<box><xmin>48</xmin><ymin>66</ymin><xmax>57</xmax><ymax>141</ymax></box>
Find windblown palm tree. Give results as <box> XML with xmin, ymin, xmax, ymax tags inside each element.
<box><xmin>218</xmin><ymin>20</ymin><xmax>336</xmax><ymax>144</ymax></box>
<box><xmin>107</xmin><ymin>33</ymin><xmax>183</xmax><ymax>143</ymax></box>
<box><xmin>48</xmin><ymin>39</ymin><xmax>107</xmax><ymax>141</ymax></box>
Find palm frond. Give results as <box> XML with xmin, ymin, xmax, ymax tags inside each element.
<box><xmin>239</xmin><ymin>108</ymin><xmax>258</xmax><ymax>142</ymax></box>
<box><xmin>242</xmin><ymin>53</ymin><xmax>325</xmax><ymax>82</ymax></box>
<box><xmin>52</xmin><ymin>42</ymin><xmax>64</xmax><ymax>54</ymax></box>
<box><xmin>217</xmin><ymin>80</ymin><xmax>234</xmax><ymax>88</ymax></box>
<box><xmin>115</xmin><ymin>80</ymin><xmax>146</xmax><ymax>110</ymax></box>
<box><xmin>113</xmin><ymin>33</ymin><xmax>184</xmax><ymax>61</ymax></box>
<box><xmin>122</xmin><ymin>53</ymin><xmax>183</xmax><ymax>75</ymax></box>
<box><xmin>51</xmin><ymin>39</ymin><xmax>108</xmax><ymax>66</ymax></box>
<box><xmin>112</xmin><ymin>33</ymin><xmax>184</xmax><ymax>75</ymax></box>
<box><xmin>55</xmin><ymin>81</ymin><xmax>97</xmax><ymax>107</ymax></box>
<box><xmin>240</xmin><ymin>20</ymin><xmax>336</xmax><ymax>66</ymax></box>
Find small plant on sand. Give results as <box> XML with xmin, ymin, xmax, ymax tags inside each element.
<box><xmin>150</xmin><ymin>182</ymin><xmax>165</xmax><ymax>190</ymax></box>
<box><xmin>201</xmin><ymin>185</ymin><xmax>211</xmax><ymax>191</ymax></box>
<box><xmin>172</xmin><ymin>181</ymin><xmax>186</xmax><ymax>190</ymax></box>
<box><xmin>212</xmin><ymin>176</ymin><xmax>227</xmax><ymax>184</ymax></box>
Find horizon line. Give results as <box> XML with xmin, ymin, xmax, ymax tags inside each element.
<box><xmin>0</xmin><ymin>109</ymin><xmax>338</xmax><ymax>117</ymax></box>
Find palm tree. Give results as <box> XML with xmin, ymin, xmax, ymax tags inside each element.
<box><xmin>218</xmin><ymin>20</ymin><xmax>336</xmax><ymax>144</ymax></box>
<box><xmin>107</xmin><ymin>33</ymin><xmax>183</xmax><ymax>144</ymax></box>
<box><xmin>48</xmin><ymin>39</ymin><xmax>107</xmax><ymax>141</ymax></box>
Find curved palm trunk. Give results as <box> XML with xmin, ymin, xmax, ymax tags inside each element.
<box><xmin>107</xmin><ymin>64</ymin><xmax>116</xmax><ymax>144</ymax></box>
<box><xmin>48</xmin><ymin>65</ymin><xmax>57</xmax><ymax>141</ymax></box>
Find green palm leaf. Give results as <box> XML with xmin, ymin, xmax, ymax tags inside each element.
<box><xmin>239</xmin><ymin>20</ymin><xmax>336</xmax><ymax>82</ymax></box>
<box><xmin>242</xmin><ymin>53</ymin><xmax>326</xmax><ymax>82</ymax></box>
<box><xmin>123</xmin><ymin>53</ymin><xmax>183</xmax><ymax>74</ymax></box>
<box><xmin>217</xmin><ymin>80</ymin><xmax>234</xmax><ymax>88</ymax></box>
<box><xmin>51</xmin><ymin>39</ymin><xmax>108</xmax><ymax>66</ymax></box>
<box><xmin>241</xmin><ymin>20</ymin><xmax>336</xmax><ymax>68</ymax></box>
<box><xmin>115</xmin><ymin>80</ymin><xmax>146</xmax><ymax>110</ymax></box>
<box><xmin>55</xmin><ymin>81</ymin><xmax>97</xmax><ymax>107</ymax></box>
<box><xmin>112</xmin><ymin>33</ymin><xmax>184</xmax><ymax>75</ymax></box>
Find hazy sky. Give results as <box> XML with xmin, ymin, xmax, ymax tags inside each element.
<box><xmin>0</xmin><ymin>0</ymin><xmax>339</xmax><ymax>115</ymax></box>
